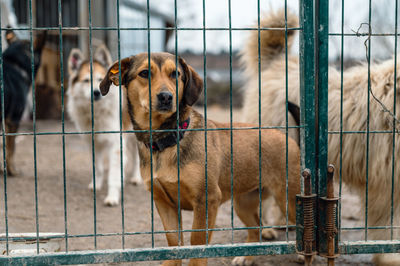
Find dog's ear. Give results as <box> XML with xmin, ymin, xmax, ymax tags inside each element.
<box><xmin>100</xmin><ymin>57</ymin><xmax>132</xmax><ymax>96</ymax></box>
<box><xmin>68</xmin><ymin>49</ymin><xmax>84</xmax><ymax>76</ymax></box>
<box><xmin>179</xmin><ymin>57</ymin><xmax>203</xmax><ymax>106</ymax></box>
<box><xmin>94</xmin><ymin>45</ymin><xmax>112</xmax><ymax>67</ymax></box>
<box><xmin>5</xmin><ymin>28</ymin><xmax>17</xmax><ymax>45</ymax></box>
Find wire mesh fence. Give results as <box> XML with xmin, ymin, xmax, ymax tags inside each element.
<box><xmin>0</xmin><ymin>0</ymin><xmax>399</xmax><ymax>265</ymax></box>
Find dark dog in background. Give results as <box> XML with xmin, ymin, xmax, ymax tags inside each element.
<box><xmin>1</xmin><ymin>29</ymin><xmax>46</xmax><ymax>175</ymax></box>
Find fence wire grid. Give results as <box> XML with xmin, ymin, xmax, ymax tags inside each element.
<box><xmin>0</xmin><ymin>0</ymin><xmax>400</xmax><ymax>265</ymax></box>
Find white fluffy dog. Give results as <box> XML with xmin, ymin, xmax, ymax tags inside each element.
<box><xmin>241</xmin><ymin>10</ymin><xmax>400</xmax><ymax>265</ymax></box>
<box><xmin>67</xmin><ymin>46</ymin><xmax>142</xmax><ymax>206</ymax></box>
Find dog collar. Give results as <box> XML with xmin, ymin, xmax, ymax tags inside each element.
<box><xmin>145</xmin><ymin>118</ymin><xmax>190</xmax><ymax>152</ymax></box>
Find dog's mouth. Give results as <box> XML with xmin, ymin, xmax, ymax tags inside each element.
<box><xmin>140</xmin><ymin>99</ymin><xmax>175</xmax><ymax>114</ymax></box>
<box><xmin>156</xmin><ymin>104</ymin><xmax>173</xmax><ymax>113</ymax></box>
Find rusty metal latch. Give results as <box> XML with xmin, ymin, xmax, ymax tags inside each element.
<box><xmin>296</xmin><ymin>165</ymin><xmax>340</xmax><ymax>266</ymax></box>
<box><xmin>296</xmin><ymin>169</ymin><xmax>317</xmax><ymax>265</ymax></box>
<box><xmin>319</xmin><ymin>165</ymin><xmax>340</xmax><ymax>265</ymax></box>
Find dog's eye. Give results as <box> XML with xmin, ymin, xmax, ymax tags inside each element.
<box><xmin>170</xmin><ymin>71</ymin><xmax>180</xmax><ymax>79</ymax></box>
<box><xmin>139</xmin><ymin>70</ymin><xmax>149</xmax><ymax>78</ymax></box>
<box><xmin>83</xmin><ymin>78</ymin><xmax>90</xmax><ymax>83</ymax></box>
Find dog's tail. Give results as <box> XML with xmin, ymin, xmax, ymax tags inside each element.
<box><xmin>288</xmin><ymin>101</ymin><xmax>300</xmax><ymax>127</ymax></box>
<box><xmin>240</xmin><ymin>9</ymin><xmax>298</xmax><ymax>76</ymax></box>
<box><xmin>288</xmin><ymin>101</ymin><xmax>300</xmax><ymax>144</ymax></box>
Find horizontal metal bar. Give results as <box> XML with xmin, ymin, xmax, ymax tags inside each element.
<box><xmin>2</xmin><ymin>240</ymin><xmax>399</xmax><ymax>265</ymax></box>
<box><xmin>0</xmin><ymin>242</ymin><xmax>296</xmax><ymax>265</ymax></box>
<box><xmin>0</xmin><ymin>26</ymin><xmax>302</xmax><ymax>31</ymax></box>
<box><xmin>2</xmin><ymin>223</ymin><xmax>397</xmax><ymax>242</ymax></box>
<box><xmin>122</xmin><ymin>0</ymin><xmax>172</xmax><ymax>22</ymax></box>
<box><xmin>329</xmin><ymin>130</ymin><xmax>398</xmax><ymax>135</ymax></box>
<box><xmin>1</xmin><ymin>125</ymin><xmax>304</xmax><ymax>137</ymax></box>
<box><xmin>10</xmin><ymin>126</ymin><xmax>399</xmax><ymax>138</ymax></box>
<box><xmin>340</xmin><ymin>241</ymin><xmax>400</xmax><ymax>254</ymax></box>
<box><xmin>0</xmin><ymin>225</ymin><xmax>296</xmax><ymax>241</ymax></box>
<box><xmin>341</xmin><ymin>226</ymin><xmax>400</xmax><ymax>231</ymax></box>
<box><xmin>3</xmin><ymin>240</ymin><xmax>400</xmax><ymax>264</ymax></box>
<box><xmin>329</xmin><ymin>33</ymin><xmax>399</xmax><ymax>37</ymax></box>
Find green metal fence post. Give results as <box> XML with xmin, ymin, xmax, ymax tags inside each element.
<box><xmin>0</xmin><ymin>0</ymin><xmax>9</xmax><ymax>256</ymax></box>
<box><xmin>297</xmin><ymin>0</ymin><xmax>317</xmax><ymax>258</ymax></box>
<box><xmin>28</xmin><ymin>0</ymin><xmax>40</xmax><ymax>254</ymax></box>
<box><xmin>316</xmin><ymin>0</ymin><xmax>329</xmax><ymax>199</ymax></box>
<box><xmin>57</xmin><ymin>0</ymin><xmax>68</xmax><ymax>253</ymax></box>
<box><xmin>87</xmin><ymin>0</ymin><xmax>98</xmax><ymax>249</ymax></box>
<box><xmin>116</xmin><ymin>0</ymin><xmax>126</xmax><ymax>249</ymax></box>
<box><xmin>315</xmin><ymin>0</ymin><xmax>337</xmax><ymax>258</ymax></box>
<box><xmin>299</xmin><ymin>1</ymin><xmax>316</xmax><ymax>187</ymax></box>
<box><xmin>391</xmin><ymin>0</ymin><xmax>399</xmax><ymax>241</ymax></box>
<box><xmin>146</xmin><ymin>0</ymin><xmax>156</xmax><ymax>248</ymax></box>
<box><xmin>364</xmin><ymin>0</ymin><xmax>372</xmax><ymax>242</ymax></box>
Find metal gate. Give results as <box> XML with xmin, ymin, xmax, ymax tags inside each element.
<box><xmin>0</xmin><ymin>0</ymin><xmax>399</xmax><ymax>265</ymax></box>
<box><xmin>302</xmin><ymin>0</ymin><xmax>400</xmax><ymax>263</ymax></box>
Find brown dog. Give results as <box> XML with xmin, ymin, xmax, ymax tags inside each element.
<box><xmin>100</xmin><ymin>52</ymin><xmax>300</xmax><ymax>266</ymax></box>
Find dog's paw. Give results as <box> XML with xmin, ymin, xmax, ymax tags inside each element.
<box><xmin>104</xmin><ymin>195</ymin><xmax>119</xmax><ymax>206</ymax></box>
<box><xmin>373</xmin><ymin>253</ymin><xmax>400</xmax><ymax>266</ymax></box>
<box><xmin>88</xmin><ymin>182</ymin><xmax>102</xmax><ymax>191</ymax></box>
<box><xmin>261</xmin><ymin>228</ymin><xmax>278</xmax><ymax>240</ymax></box>
<box><xmin>6</xmin><ymin>165</ymin><xmax>18</xmax><ymax>176</ymax></box>
<box><xmin>129</xmin><ymin>176</ymin><xmax>143</xmax><ymax>186</ymax></box>
<box><xmin>295</xmin><ymin>254</ymin><xmax>314</xmax><ymax>265</ymax></box>
<box><xmin>295</xmin><ymin>254</ymin><xmax>305</xmax><ymax>263</ymax></box>
<box><xmin>161</xmin><ymin>260</ymin><xmax>182</xmax><ymax>266</ymax></box>
<box><xmin>232</xmin><ymin>256</ymin><xmax>254</xmax><ymax>266</ymax></box>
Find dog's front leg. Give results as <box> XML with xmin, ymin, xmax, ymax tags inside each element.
<box><xmin>153</xmin><ymin>178</ymin><xmax>183</xmax><ymax>266</ymax></box>
<box><xmin>88</xmin><ymin>137</ymin><xmax>105</xmax><ymax>192</ymax></box>
<box><xmin>104</xmin><ymin>142</ymin><xmax>123</xmax><ymax>206</ymax></box>
<box><xmin>88</xmin><ymin>151</ymin><xmax>104</xmax><ymax>191</ymax></box>
<box><xmin>124</xmin><ymin>134</ymin><xmax>142</xmax><ymax>185</ymax></box>
<box><xmin>5</xmin><ymin>120</ymin><xmax>19</xmax><ymax>176</ymax></box>
<box><xmin>188</xmin><ymin>192</ymin><xmax>220</xmax><ymax>266</ymax></box>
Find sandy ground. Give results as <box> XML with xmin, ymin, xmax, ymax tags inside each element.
<box><xmin>0</xmin><ymin>106</ymin><xmax>373</xmax><ymax>265</ymax></box>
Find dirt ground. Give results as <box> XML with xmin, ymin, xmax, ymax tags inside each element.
<box><xmin>0</xmin><ymin>106</ymin><xmax>373</xmax><ymax>265</ymax></box>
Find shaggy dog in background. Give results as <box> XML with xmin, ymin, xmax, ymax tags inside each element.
<box><xmin>241</xmin><ymin>9</ymin><xmax>400</xmax><ymax>265</ymax></box>
<box><xmin>67</xmin><ymin>46</ymin><xmax>142</xmax><ymax>206</ymax></box>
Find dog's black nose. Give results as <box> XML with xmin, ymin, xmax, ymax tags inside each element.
<box><xmin>157</xmin><ymin>91</ymin><xmax>173</xmax><ymax>109</ymax></box>
<box><xmin>93</xmin><ymin>90</ymin><xmax>101</xmax><ymax>101</ymax></box>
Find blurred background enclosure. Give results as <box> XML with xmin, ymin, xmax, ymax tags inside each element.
<box><xmin>1</xmin><ymin>0</ymin><xmax>398</xmax><ymax>117</ymax></box>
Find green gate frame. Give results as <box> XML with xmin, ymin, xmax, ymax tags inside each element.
<box><xmin>1</xmin><ymin>0</ymin><xmax>400</xmax><ymax>265</ymax></box>
<box><xmin>312</xmin><ymin>0</ymin><xmax>400</xmax><ymax>259</ymax></box>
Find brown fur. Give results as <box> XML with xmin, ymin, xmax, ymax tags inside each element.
<box><xmin>100</xmin><ymin>52</ymin><xmax>300</xmax><ymax>266</ymax></box>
